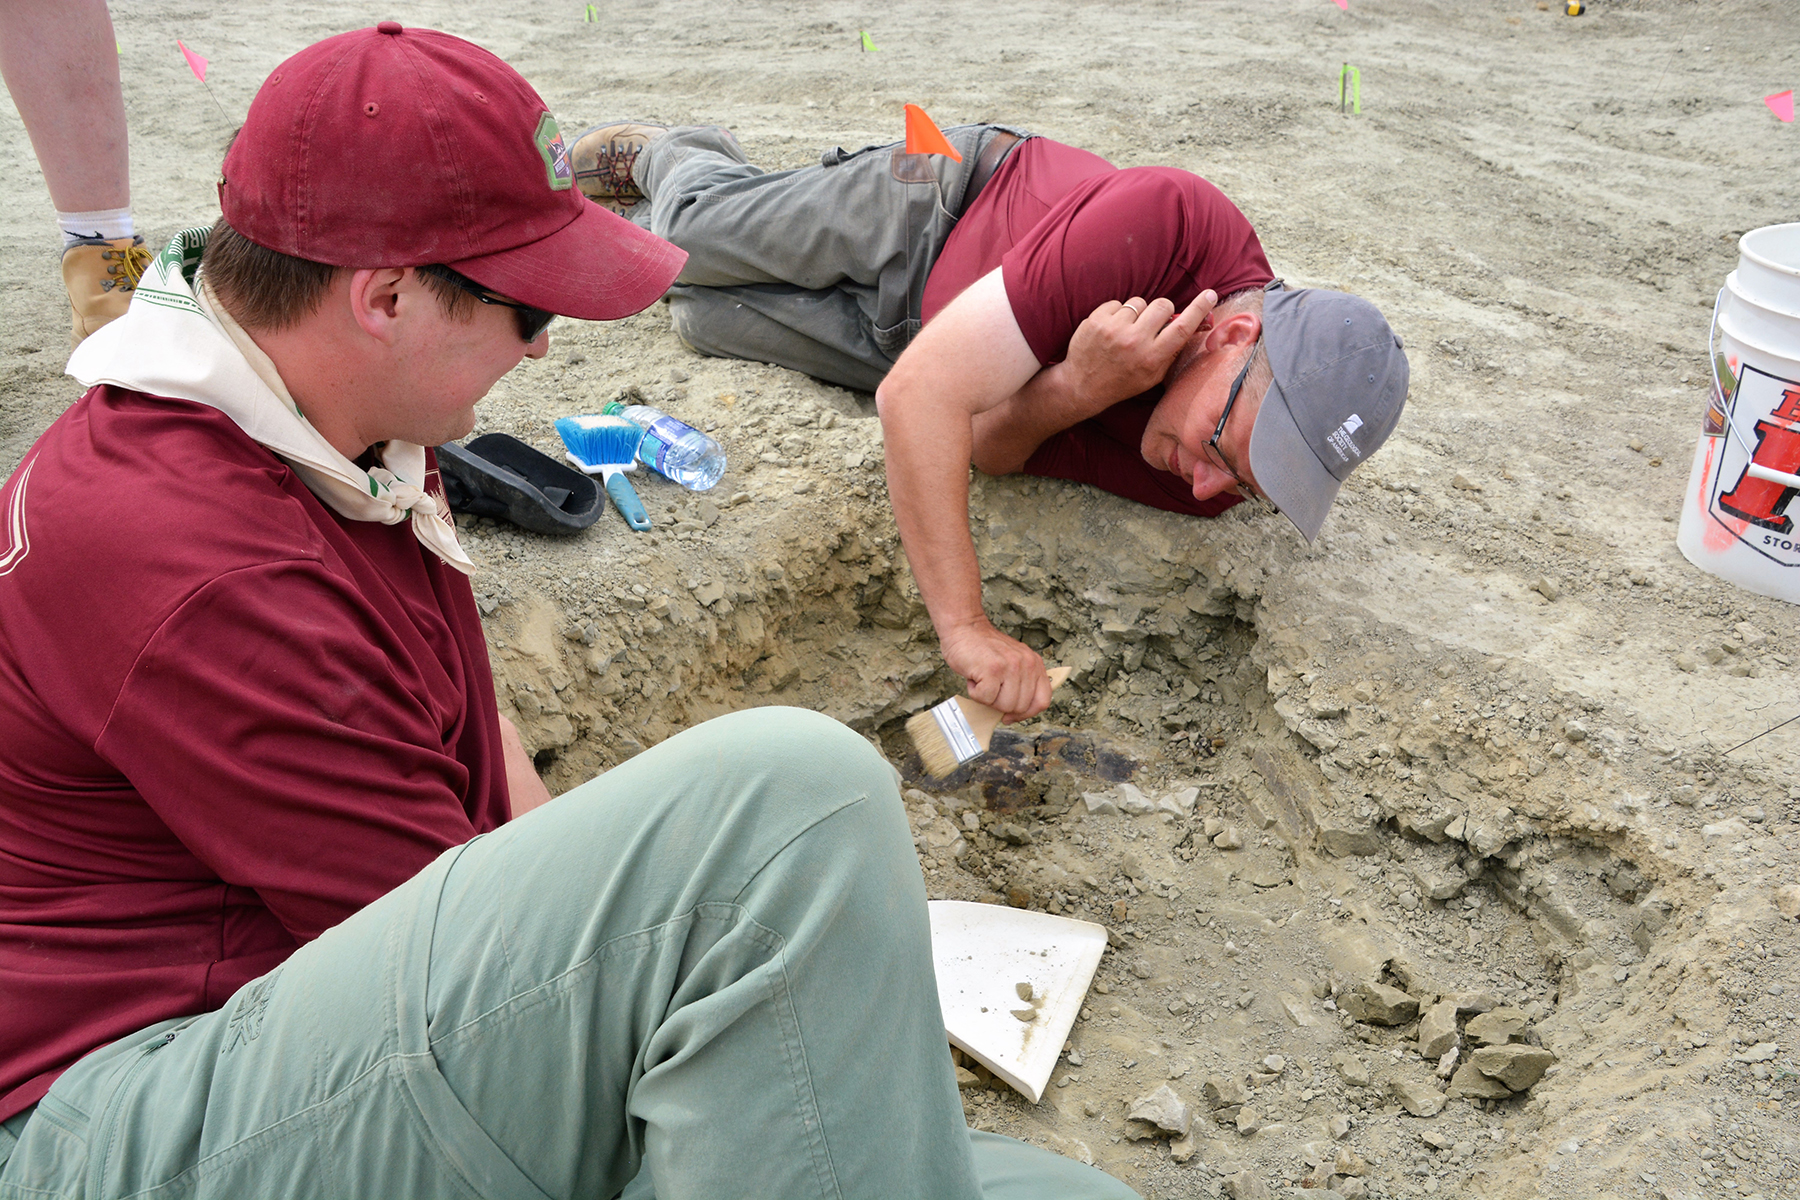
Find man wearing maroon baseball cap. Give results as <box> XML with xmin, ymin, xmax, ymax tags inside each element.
<box><xmin>0</xmin><ymin>23</ymin><xmax>1135</xmax><ymax>1200</ymax></box>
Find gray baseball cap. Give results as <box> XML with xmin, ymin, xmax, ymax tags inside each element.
<box><xmin>1248</xmin><ymin>281</ymin><xmax>1408</xmax><ymax>542</ymax></box>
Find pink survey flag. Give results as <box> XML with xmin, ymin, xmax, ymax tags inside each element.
<box><xmin>1331</xmin><ymin>0</ymin><xmax>1347</xmax><ymax>9</ymax></box>
<box><xmin>177</xmin><ymin>40</ymin><xmax>207</xmax><ymax>83</ymax></box>
<box><xmin>1767</xmin><ymin>90</ymin><xmax>1795</xmax><ymax>123</ymax></box>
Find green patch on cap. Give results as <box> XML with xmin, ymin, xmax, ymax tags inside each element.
<box><xmin>535</xmin><ymin>113</ymin><xmax>572</xmax><ymax>191</ymax></box>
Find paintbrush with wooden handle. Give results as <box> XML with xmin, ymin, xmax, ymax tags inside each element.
<box><xmin>905</xmin><ymin>666</ymin><xmax>1071</xmax><ymax>779</ymax></box>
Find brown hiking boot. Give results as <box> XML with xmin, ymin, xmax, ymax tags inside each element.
<box><xmin>62</xmin><ymin>234</ymin><xmax>151</xmax><ymax>346</ymax></box>
<box><xmin>570</xmin><ymin>122</ymin><xmax>666</xmax><ymax>214</ymax></box>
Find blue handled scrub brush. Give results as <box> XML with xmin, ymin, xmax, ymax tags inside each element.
<box><xmin>554</xmin><ymin>414</ymin><xmax>652</xmax><ymax>532</ymax></box>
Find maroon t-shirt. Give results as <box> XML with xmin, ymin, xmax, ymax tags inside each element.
<box><xmin>0</xmin><ymin>388</ymin><xmax>508</xmax><ymax>1120</ymax></box>
<box><xmin>923</xmin><ymin>138</ymin><xmax>1274</xmax><ymax>517</ymax></box>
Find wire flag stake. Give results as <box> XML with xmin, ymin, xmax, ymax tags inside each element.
<box><xmin>177</xmin><ymin>40</ymin><xmax>233</xmax><ymax>127</ymax></box>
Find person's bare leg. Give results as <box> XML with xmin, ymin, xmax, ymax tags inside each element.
<box><xmin>0</xmin><ymin>0</ymin><xmax>144</xmax><ymax>345</ymax></box>
<box><xmin>0</xmin><ymin>0</ymin><xmax>129</xmax><ymax>213</ymax></box>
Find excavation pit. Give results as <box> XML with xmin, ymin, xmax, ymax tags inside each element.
<box><xmin>469</xmin><ymin>366</ymin><xmax>1727</xmax><ymax>1195</ymax></box>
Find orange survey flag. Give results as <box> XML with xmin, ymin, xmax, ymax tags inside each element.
<box><xmin>903</xmin><ymin>104</ymin><xmax>962</xmax><ymax>161</ymax></box>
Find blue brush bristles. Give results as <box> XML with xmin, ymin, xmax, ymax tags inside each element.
<box><xmin>555</xmin><ymin>413</ymin><xmax>644</xmax><ymax>473</ymax></box>
<box><xmin>555</xmin><ymin>413</ymin><xmax>653</xmax><ymax>532</ymax></box>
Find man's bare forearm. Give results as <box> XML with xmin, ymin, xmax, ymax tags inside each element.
<box><xmin>878</xmin><ymin>366</ymin><xmax>989</xmax><ymax>637</ymax></box>
<box><xmin>879</xmin><ymin>376</ymin><xmax>1052</xmax><ymax>717</ymax></box>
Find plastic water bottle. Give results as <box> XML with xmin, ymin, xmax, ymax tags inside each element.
<box><xmin>601</xmin><ymin>401</ymin><xmax>726</xmax><ymax>491</ymax></box>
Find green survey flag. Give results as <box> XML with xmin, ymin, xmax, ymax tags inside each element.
<box><xmin>1339</xmin><ymin>63</ymin><xmax>1362</xmax><ymax>114</ymax></box>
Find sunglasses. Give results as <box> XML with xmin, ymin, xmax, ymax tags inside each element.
<box><xmin>1203</xmin><ymin>338</ymin><xmax>1271</xmax><ymax>507</ymax></box>
<box><xmin>417</xmin><ymin>263</ymin><xmax>555</xmax><ymax>343</ymax></box>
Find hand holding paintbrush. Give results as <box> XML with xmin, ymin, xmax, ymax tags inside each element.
<box><xmin>906</xmin><ymin>666</ymin><xmax>1071</xmax><ymax>779</ymax></box>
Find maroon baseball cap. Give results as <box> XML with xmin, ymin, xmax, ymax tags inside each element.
<box><xmin>219</xmin><ymin>22</ymin><xmax>684</xmax><ymax>320</ymax></box>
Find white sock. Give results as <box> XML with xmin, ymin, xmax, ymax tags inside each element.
<box><xmin>58</xmin><ymin>207</ymin><xmax>135</xmax><ymax>248</ymax></box>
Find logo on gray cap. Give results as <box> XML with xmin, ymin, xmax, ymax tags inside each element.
<box><xmin>1325</xmin><ymin>413</ymin><xmax>1364</xmax><ymax>464</ymax></box>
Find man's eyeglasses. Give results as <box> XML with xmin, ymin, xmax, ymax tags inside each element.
<box><xmin>1203</xmin><ymin>338</ymin><xmax>1270</xmax><ymax>506</ymax></box>
<box><xmin>417</xmin><ymin>264</ymin><xmax>555</xmax><ymax>343</ymax></box>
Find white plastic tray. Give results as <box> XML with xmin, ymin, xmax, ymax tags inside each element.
<box><xmin>928</xmin><ymin>900</ymin><xmax>1108</xmax><ymax>1103</ymax></box>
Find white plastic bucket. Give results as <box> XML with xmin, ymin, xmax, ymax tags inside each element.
<box><xmin>1677</xmin><ymin>222</ymin><xmax>1800</xmax><ymax>603</ymax></box>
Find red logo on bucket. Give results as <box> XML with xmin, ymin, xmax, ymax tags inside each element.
<box><xmin>1719</xmin><ymin>386</ymin><xmax>1800</xmax><ymax>533</ymax></box>
<box><xmin>1705</xmin><ymin>364</ymin><xmax>1800</xmax><ymax>564</ymax></box>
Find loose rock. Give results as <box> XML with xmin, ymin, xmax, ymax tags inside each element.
<box><xmin>1340</xmin><ymin>981</ymin><xmax>1419</xmax><ymax>1026</ymax></box>
<box><xmin>1332</xmin><ymin>1051</ymin><xmax>1373</xmax><ymax>1087</ymax></box>
<box><xmin>1317</xmin><ymin>816</ymin><xmax>1383</xmax><ymax>857</ymax></box>
<box><xmin>1410</xmin><ymin>859</ymin><xmax>1467</xmax><ymax>901</ymax></box>
<box><xmin>1434</xmin><ymin>1047</ymin><xmax>1460</xmax><ymax>1080</ymax></box>
<box><xmin>1280</xmin><ymin>992</ymin><xmax>1320</xmax><ymax>1027</ymax></box>
<box><xmin>1082</xmin><ymin>791</ymin><xmax>1121</xmax><ymax>816</ymax></box>
<box><xmin>1703</xmin><ymin>817</ymin><xmax>1750</xmax><ymax>841</ymax></box>
<box><xmin>1389</xmin><ymin>1075</ymin><xmax>1447</xmax><ymax>1117</ymax></box>
<box><xmin>1470</xmin><ymin>1044</ymin><xmax>1557</xmax><ymax>1090</ymax></box>
<box><xmin>1212</xmin><ymin>827</ymin><xmax>1245</xmax><ymax>850</ymax></box>
<box><xmin>1125</xmin><ymin>1084</ymin><xmax>1192</xmax><ymax>1137</ymax></box>
<box><xmin>1221</xmin><ymin>1171</ymin><xmax>1270</xmax><ymax>1200</ymax></box>
<box><xmin>1116</xmin><ymin>783</ymin><xmax>1156</xmax><ymax>815</ymax></box>
<box><xmin>1417</xmin><ymin>1000</ymin><xmax>1459</xmax><ymax>1059</ymax></box>
<box><xmin>1204</xmin><ymin>1075</ymin><xmax>1250</xmax><ymax>1108</ymax></box>
<box><xmin>1160</xmin><ymin>786</ymin><xmax>1199</xmax><ymax>814</ymax></box>
<box><xmin>1446</xmin><ymin>1063</ymin><xmax>1514</xmax><ymax>1100</ymax></box>
<box><xmin>1464</xmin><ymin>1006</ymin><xmax>1527</xmax><ymax>1046</ymax></box>
<box><xmin>1775</xmin><ymin>884</ymin><xmax>1800</xmax><ymax>920</ymax></box>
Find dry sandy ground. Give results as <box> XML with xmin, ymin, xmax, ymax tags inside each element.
<box><xmin>4</xmin><ymin>1</ymin><xmax>1799</xmax><ymax>1198</ymax></box>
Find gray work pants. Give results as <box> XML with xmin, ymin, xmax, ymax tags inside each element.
<box><xmin>632</xmin><ymin>124</ymin><xmax>1026</xmax><ymax>392</ymax></box>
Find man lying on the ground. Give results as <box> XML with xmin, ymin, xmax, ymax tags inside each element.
<box><xmin>575</xmin><ymin>122</ymin><xmax>1409</xmax><ymax>722</ymax></box>
<box><xmin>0</xmin><ymin>26</ymin><xmax>1138</xmax><ymax>1200</ymax></box>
